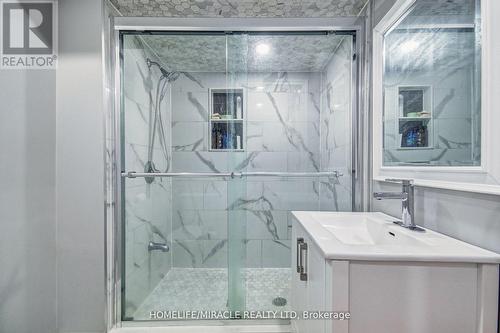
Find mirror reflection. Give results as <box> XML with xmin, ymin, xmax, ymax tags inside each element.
<box><xmin>383</xmin><ymin>0</ymin><xmax>481</xmax><ymax>166</ymax></box>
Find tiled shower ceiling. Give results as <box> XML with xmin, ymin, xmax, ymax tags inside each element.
<box><xmin>127</xmin><ymin>34</ymin><xmax>347</xmax><ymax>72</ymax></box>
<box><xmin>109</xmin><ymin>0</ymin><xmax>368</xmax><ymax>17</ymax></box>
<box><xmin>109</xmin><ymin>0</ymin><xmax>474</xmax><ymax>18</ymax></box>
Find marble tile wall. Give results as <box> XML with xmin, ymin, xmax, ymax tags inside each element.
<box><xmin>121</xmin><ymin>35</ymin><xmax>354</xmax><ymax>300</ymax></box>
<box><xmin>169</xmin><ymin>55</ymin><xmax>353</xmax><ymax>268</ymax></box>
<box><xmin>169</xmin><ymin>71</ymin><xmax>320</xmax><ymax>269</ymax></box>
<box><xmin>320</xmin><ymin>37</ymin><xmax>354</xmax><ymax>212</ymax></box>
<box><xmin>122</xmin><ymin>36</ymin><xmax>173</xmax><ymax>317</ymax></box>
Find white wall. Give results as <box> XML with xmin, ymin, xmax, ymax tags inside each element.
<box><xmin>56</xmin><ymin>0</ymin><xmax>106</xmax><ymax>332</ymax></box>
<box><xmin>0</xmin><ymin>0</ymin><xmax>106</xmax><ymax>331</ymax></box>
<box><xmin>0</xmin><ymin>70</ymin><xmax>57</xmax><ymax>333</ymax></box>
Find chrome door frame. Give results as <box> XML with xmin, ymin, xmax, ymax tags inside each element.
<box><xmin>104</xmin><ymin>14</ymin><xmax>368</xmax><ymax>330</ymax></box>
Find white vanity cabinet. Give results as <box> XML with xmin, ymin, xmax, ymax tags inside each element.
<box><xmin>291</xmin><ymin>223</ymin><xmax>329</xmax><ymax>333</ymax></box>
<box><xmin>290</xmin><ymin>212</ymin><xmax>500</xmax><ymax>333</ymax></box>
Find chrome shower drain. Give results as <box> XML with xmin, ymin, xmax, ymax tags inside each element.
<box><xmin>272</xmin><ymin>297</ymin><xmax>287</xmax><ymax>307</ymax></box>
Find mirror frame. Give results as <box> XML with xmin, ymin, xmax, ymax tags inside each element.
<box><xmin>372</xmin><ymin>0</ymin><xmax>500</xmax><ymax>195</ymax></box>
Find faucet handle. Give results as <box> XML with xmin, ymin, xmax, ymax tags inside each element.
<box><xmin>385</xmin><ymin>178</ymin><xmax>414</xmax><ymax>185</ymax></box>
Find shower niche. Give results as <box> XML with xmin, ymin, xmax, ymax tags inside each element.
<box><xmin>209</xmin><ymin>88</ymin><xmax>245</xmax><ymax>151</ymax></box>
<box><xmin>397</xmin><ymin>86</ymin><xmax>432</xmax><ymax>149</ymax></box>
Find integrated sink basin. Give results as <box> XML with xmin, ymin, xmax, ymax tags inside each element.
<box><xmin>291</xmin><ymin>211</ymin><xmax>500</xmax><ymax>262</ymax></box>
<box><xmin>291</xmin><ymin>212</ymin><xmax>500</xmax><ymax>333</ymax></box>
<box><xmin>320</xmin><ymin>216</ymin><xmax>425</xmax><ymax>246</ymax></box>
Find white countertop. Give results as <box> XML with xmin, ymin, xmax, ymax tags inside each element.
<box><xmin>291</xmin><ymin>211</ymin><xmax>500</xmax><ymax>263</ymax></box>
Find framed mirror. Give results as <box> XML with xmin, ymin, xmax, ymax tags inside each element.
<box><xmin>373</xmin><ymin>0</ymin><xmax>500</xmax><ymax>195</ymax></box>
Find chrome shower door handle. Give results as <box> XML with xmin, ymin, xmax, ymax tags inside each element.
<box><xmin>296</xmin><ymin>238</ymin><xmax>304</xmax><ymax>273</ymax></box>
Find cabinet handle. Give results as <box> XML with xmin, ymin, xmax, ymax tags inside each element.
<box><xmin>296</xmin><ymin>238</ymin><xmax>304</xmax><ymax>273</ymax></box>
<box><xmin>299</xmin><ymin>242</ymin><xmax>308</xmax><ymax>281</ymax></box>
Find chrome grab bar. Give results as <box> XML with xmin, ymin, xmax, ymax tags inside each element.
<box><xmin>242</xmin><ymin>171</ymin><xmax>343</xmax><ymax>178</ymax></box>
<box><xmin>122</xmin><ymin>171</ymin><xmax>343</xmax><ymax>179</ymax></box>
<box><xmin>123</xmin><ymin>171</ymin><xmax>234</xmax><ymax>178</ymax></box>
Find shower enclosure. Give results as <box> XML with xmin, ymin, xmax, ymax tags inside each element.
<box><xmin>114</xmin><ymin>22</ymin><xmax>357</xmax><ymax>324</ymax></box>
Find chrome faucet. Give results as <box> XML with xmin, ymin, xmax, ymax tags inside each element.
<box><xmin>373</xmin><ymin>179</ymin><xmax>425</xmax><ymax>232</ymax></box>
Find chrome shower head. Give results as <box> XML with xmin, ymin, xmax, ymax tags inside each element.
<box><xmin>146</xmin><ymin>58</ymin><xmax>179</xmax><ymax>82</ymax></box>
<box><xmin>166</xmin><ymin>71</ymin><xmax>180</xmax><ymax>82</ymax></box>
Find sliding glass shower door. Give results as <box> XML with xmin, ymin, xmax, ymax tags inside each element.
<box><xmin>226</xmin><ymin>34</ymin><xmax>249</xmax><ymax>313</ymax></box>
<box><xmin>119</xmin><ymin>30</ymin><xmax>354</xmax><ymax>322</ymax></box>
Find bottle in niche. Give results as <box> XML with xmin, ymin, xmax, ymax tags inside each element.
<box><xmin>211</xmin><ymin>128</ymin><xmax>216</xmax><ymax>149</ymax></box>
<box><xmin>217</xmin><ymin>130</ymin><xmax>223</xmax><ymax>149</ymax></box>
<box><xmin>226</xmin><ymin>133</ymin><xmax>233</xmax><ymax>149</ymax></box>
<box><xmin>236</xmin><ymin>135</ymin><xmax>241</xmax><ymax>150</ymax></box>
<box><xmin>236</xmin><ymin>96</ymin><xmax>242</xmax><ymax>119</ymax></box>
<box><xmin>417</xmin><ymin>125</ymin><xmax>428</xmax><ymax>147</ymax></box>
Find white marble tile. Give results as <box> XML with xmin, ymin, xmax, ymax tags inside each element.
<box><xmin>172</xmin><ymin>179</ymin><xmax>205</xmax><ymax>210</ymax></box>
<box><xmin>125</xmin><ymin>144</ymin><xmax>170</xmax><ymax>174</ymax></box>
<box><xmin>261</xmin><ymin>241</ymin><xmax>291</xmax><ymax>268</ymax></box>
<box><xmin>247</xmin><ymin>92</ymin><xmax>288</xmax><ymax>122</ymax></box>
<box><xmin>202</xmin><ymin>240</ymin><xmax>228</xmax><ymax>268</ymax></box>
<box><xmin>433</xmin><ymin>87</ymin><xmax>471</xmax><ymax>119</ymax></box>
<box><xmin>245</xmin><ymin>240</ymin><xmax>262</xmax><ymax>268</ymax></box>
<box><xmin>132</xmin><ymin>223</ymin><xmax>151</xmax><ymax>268</ymax></box>
<box><xmin>246</xmin><ymin>210</ymin><xmax>288</xmax><ymax>241</ymax></box>
<box><xmin>244</xmin><ymin>151</ymin><xmax>288</xmax><ymax>172</ymax></box>
<box><xmin>204</xmin><ymin>181</ymin><xmax>228</xmax><ymax>210</ymax></box>
<box><xmin>172</xmin><ymin>209</ymin><xmax>228</xmax><ymax>240</ymax></box>
<box><xmin>172</xmin><ymin>240</ymin><xmax>204</xmax><ymax>268</ymax></box>
<box><xmin>435</xmin><ymin>118</ymin><xmax>472</xmax><ymax>144</ymax></box>
<box><xmin>172</xmin><ymin>152</ymin><xmax>229</xmax><ymax>173</ymax></box>
<box><xmin>171</xmin><ymin>72</ymin><xmax>211</xmax><ymax>93</ymax></box>
<box><xmin>243</xmin><ymin>180</ymin><xmax>320</xmax><ymax>211</ymax></box>
<box><xmin>171</xmin><ymin>239</ymin><xmax>228</xmax><ymax>268</ymax></box>
<box><xmin>171</xmin><ymin>91</ymin><xmax>209</xmax><ymax>122</ymax></box>
<box><xmin>287</xmin><ymin>152</ymin><xmax>320</xmax><ymax>172</ymax></box>
<box><xmin>172</xmin><ymin>121</ymin><xmax>207</xmax><ymax>151</ymax></box>
<box><xmin>246</xmin><ymin>121</ymin><xmax>291</xmax><ymax>152</ymax></box>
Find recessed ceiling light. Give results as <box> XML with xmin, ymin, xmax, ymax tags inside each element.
<box><xmin>400</xmin><ymin>40</ymin><xmax>419</xmax><ymax>53</ymax></box>
<box><xmin>255</xmin><ymin>43</ymin><xmax>270</xmax><ymax>56</ymax></box>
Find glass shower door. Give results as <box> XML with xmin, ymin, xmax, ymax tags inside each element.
<box><xmin>226</xmin><ymin>33</ymin><xmax>249</xmax><ymax>313</ymax></box>
<box><xmin>119</xmin><ymin>30</ymin><xmax>355</xmax><ymax>322</ymax></box>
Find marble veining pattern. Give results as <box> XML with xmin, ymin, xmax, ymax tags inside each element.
<box><xmin>121</xmin><ymin>32</ymin><xmax>354</xmax><ymax>316</ymax></box>
<box><xmin>123</xmin><ymin>35</ymin><xmax>174</xmax><ymax>317</ymax></box>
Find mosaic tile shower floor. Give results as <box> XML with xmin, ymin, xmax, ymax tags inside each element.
<box><xmin>134</xmin><ymin>268</ymin><xmax>291</xmax><ymax>320</ymax></box>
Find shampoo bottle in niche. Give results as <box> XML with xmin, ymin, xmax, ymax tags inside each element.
<box><xmin>236</xmin><ymin>96</ymin><xmax>242</xmax><ymax>119</ymax></box>
<box><xmin>236</xmin><ymin>135</ymin><xmax>241</xmax><ymax>150</ymax></box>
